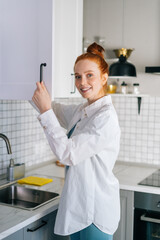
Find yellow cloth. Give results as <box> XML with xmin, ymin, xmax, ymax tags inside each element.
<box><xmin>17</xmin><ymin>176</ymin><xmax>53</xmax><ymax>186</ymax></box>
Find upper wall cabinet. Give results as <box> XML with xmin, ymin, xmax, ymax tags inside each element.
<box><xmin>0</xmin><ymin>0</ymin><xmax>52</xmax><ymax>100</ymax></box>
<box><xmin>83</xmin><ymin>0</ymin><xmax>160</xmax><ymax>73</ymax></box>
<box><xmin>83</xmin><ymin>0</ymin><xmax>160</xmax><ymax>96</ymax></box>
<box><xmin>53</xmin><ymin>0</ymin><xmax>83</xmax><ymax>98</ymax></box>
<box><xmin>0</xmin><ymin>0</ymin><xmax>83</xmax><ymax>100</ymax></box>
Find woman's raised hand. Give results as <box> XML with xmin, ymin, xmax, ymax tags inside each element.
<box><xmin>32</xmin><ymin>81</ymin><xmax>51</xmax><ymax>114</ymax></box>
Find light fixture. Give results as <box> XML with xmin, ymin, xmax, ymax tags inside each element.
<box><xmin>109</xmin><ymin>48</ymin><xmax>137</xmax><ymax>78</ymax></box>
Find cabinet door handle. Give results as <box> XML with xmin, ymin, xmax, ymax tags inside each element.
<box><xmin>27</xmin><ymin>220</ymin><xmax>47</xmax><ymax>232</ymax></box>
<box><xmin>70</xmin><ymin>73</ymin><xmax>76</xmax><ymax>94</ymax></box>
<box><xmin>40</xmin><ymin>63</ymin><xmax>47</xmax><ymax>83</ymax></box>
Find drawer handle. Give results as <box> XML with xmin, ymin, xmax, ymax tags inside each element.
<box><xmin>27</xmin><ymin>220</ymin><xmax>47</xmax><ymax>232</ymax></box>
<box><xmin>157</xmin><ymin>201</ymin><xmax>160</xmax><ymax>208</ymax></box>
<box><xmin>140</xmin><ymin>214</ymin><xmax>160</xmax><ymax>224</ymax></box>
<box><xmin>40</xmin><ymin>63</ymin><xmax>47</xmax><ymax>83</ymax></box>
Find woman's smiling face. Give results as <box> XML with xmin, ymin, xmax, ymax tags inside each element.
<box><xmin>74</xmin><ymin>59</ymin><xmax>108</xmax><ymax>104</ymax></box>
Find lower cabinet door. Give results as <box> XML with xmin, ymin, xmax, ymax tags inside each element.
<box><xmin>24</xmin><ymin>210</ymin><xmax>70</xmax><ymax>240</ymax></box>
<box><xmin>24</xmin><ymin>211</ymin><xmax>54</xmax><ymax>240</ymax></box>
<box><xmin>51</xmin><ymin>211</ymin><xmax>70</xmax><ymax>240</ymax></box>
<box><xmin>113</xmin><ymin>190</ymin><xmax>134</xmax><ymax>240</ymax></box>
<box><xmin>3</xmin><ymin>229</ymin><xmax>23</xmax><ymax>240</ymax></box>
<box><xmin>24</xmin><ymin>216</ymin><xmax>50</xmax><ymax>240</ymax></box>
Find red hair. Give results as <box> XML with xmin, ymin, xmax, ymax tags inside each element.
<box><xmin>74</xmin><ymin>42</ymin><xmax>109</xmax><ymax>75</ymax></box>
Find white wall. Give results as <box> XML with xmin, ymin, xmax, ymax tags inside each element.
<box><xmin>83</xmin><ymin>0</ymin><xmax>160</xmax><ymax>96</ymax></box>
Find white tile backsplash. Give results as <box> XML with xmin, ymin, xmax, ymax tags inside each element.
<box><xmin>0</xmin><ymin>95</ymin><xmax>160</xmax><ymax>176</ymax></box>
<box><xmin>112</xmin><ymin>95</ymin><xmax>160</xmax><ymax>165</ymax></box>
<box><xmin>0</xmin><ymin>100</ymin><xmax>54</xmax><ymax>175</ymax></box>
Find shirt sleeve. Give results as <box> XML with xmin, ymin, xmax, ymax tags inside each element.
<box><xmin>38</xmin><ymin>108</ymin><xmax>120</xmax><ymax>166</ymax></box>
<box><xmin>51</xmin><ymin>102</ymin><xmax>80</xmax><ymax>129</ymax></box>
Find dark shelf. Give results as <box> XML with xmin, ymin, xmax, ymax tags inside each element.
<box><xmin>145</xmin><ymin>66</ymin><xmax>160</xmax><ymax>73</ymax></box>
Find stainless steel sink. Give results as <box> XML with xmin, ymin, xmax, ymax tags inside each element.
<box><xmin>0</xmin><ymin>184</ymin><xmax>59</xmax><ymax>210</ymax></box>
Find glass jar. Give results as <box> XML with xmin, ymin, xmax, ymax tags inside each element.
<box><xmin>107</xmin><ymin>84</ymin><xmax>117</xmax><ymax>94</ymax></box>
<box><xmin>133</xmin><ymin>83</ymin><xmax>140</xmax><ymax>94</ymax></box>
<box><xmin>120</xmin><ymin>81</ymin><xmax>128</xmax><ymax>94</ymax></box>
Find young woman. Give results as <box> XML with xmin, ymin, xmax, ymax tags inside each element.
<box><xmin>32</xmin><ymin>42</ymin><xmax>121</xmax><ymax>240</ymax></box>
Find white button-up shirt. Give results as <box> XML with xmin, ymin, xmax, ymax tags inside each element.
<box><xmin>38</xmin><ymin>95</ymin><xmax>121</xmax><ymax>236</ymax></box>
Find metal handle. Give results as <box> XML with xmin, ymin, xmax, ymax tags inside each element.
<box><xmin>140</xmin><ymin>214</ymin><xmax>160</xmax><ymax>224</ymax></box>
<box><xmin>137</xmin><ymin>97</ymin><xmax>142</xmax><ymax>115</ymax></box>
<box><xmin>70</xmin><ymin>73</ymin><xmax>76</xmax><ymax>94</ymax></box>
<box><xmin>40</xmin><ymin>63</ymin><xmax>47</xmax><ymax>83</ymax></box>
<box><xmin>27</xmin><ymin>220</ymin><xmax>47</xmax><ymax>232</ymax></box>
<box><xmin>152</xmin><ymin>233</ymin><xmax>160</xmax><ymax>239</ymax></box>
<box><xmin>157</xmin><ymin>201</ymin><xmax>160</xmax><ymax>208</ymax></box>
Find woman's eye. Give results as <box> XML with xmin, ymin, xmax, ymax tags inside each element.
<box><xmin>75</xmin><ymin>75</ymin><xmax>81</xmax><ymax>80</ymax></box>
<box><xmin>87</xmin><ymin>74</ymin><xmax>93</xmax><ymax>78</ymax></box>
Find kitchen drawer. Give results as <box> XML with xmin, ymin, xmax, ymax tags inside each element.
<box><xmin>24</xmin><ymin>210</ymin><xmax>70</xmax><ymax>240</ymax></box>
<box><xmin>3</xmin><ymin>229</ymin><xmax>23</xmax><ymax>240</ymax></box>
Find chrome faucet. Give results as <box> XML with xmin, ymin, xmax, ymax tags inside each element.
<box><xmin>0</xmin><ymin>133</ymin><xmax>25</xmax><ymax>182</ymax></box>
<box><xmin>0</xmin><ymin>133</ymin><xmax>12</xmax><ymax>154</ymax></box>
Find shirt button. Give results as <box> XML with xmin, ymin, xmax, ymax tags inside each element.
<box><xmin>43</xmin><ymin>126</ymin><xmax>47</xmax><ymax>129</ymax></box>
<box><xmin>38</xmin><ymin>117</ymin><xmax>41</xmax><ymax>121</ymax></box>
<box><xmin>85</xmin><ymin>113</ymin><xmax>87</xmax><ymax>117</ymax></box>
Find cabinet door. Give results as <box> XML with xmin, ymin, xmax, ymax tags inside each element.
<box><xmin>53</xmin><ymin>0</ymin><xmax>83</xmax><ymax>98</ymax></box>
<box><xmin>0</xmin><ymin>0</ymin><xmax>52</xmax><ymax>100</ymax></box>
<box><xmin>24</xmin><ymin>213</ymin><xmax>52</xmax><ymax>240</ymax></box>
<box><xmin>49</xmin><ymin>210</ymin><xmax>70</xmax><ymax>240</ymax></box>
<box><xmin>113</xmin><ymin>190</ymin><xmax>134</xmax><ymax>240</ymax></box>
<box><xmin>3</xmin><ymin>229</ymin><xmax>23</xmax><ymax>240</ymax></box>
<box><xmin>24</xmin><ymin>210</ymin><xmax>70</xmax><ymax>240</ymax></box>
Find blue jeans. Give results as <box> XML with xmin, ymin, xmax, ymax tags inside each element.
<box><xmin>70</xmin><ymin>224</ymin><xmax>113</xmax><ymax>240</ymax></box>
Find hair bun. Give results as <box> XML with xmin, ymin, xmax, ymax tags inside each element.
<box><xmin>87</xmin><ymin>42</ymin><xmax>105</xmax><ymax>59</ymax></box>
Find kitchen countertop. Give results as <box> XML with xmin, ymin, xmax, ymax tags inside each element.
<box><xmin>113</xmin><ymin>162</ymin><xmax>159</xmax><ymax>194</ymax></box>
<box><xmin>0</xmin><ymin>161</ymin><xmax>159</xmax><ymax>239</ymax></box>
<box><xmin>0</xmin><ymin>166</ymin><xmax>65</xmax><ymax>240</ymax></box>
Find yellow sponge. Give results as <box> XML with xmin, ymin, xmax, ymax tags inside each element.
<box><xmin>17</xmin><ymin>176</ymin><xmax>53</xmax><ymax>186</ymax></box>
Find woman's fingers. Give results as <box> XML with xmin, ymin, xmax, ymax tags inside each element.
<box><xmin>41</xmin><ymin>81</ymin><xmax>49</xmax><ymax>94</ymax></box>
<box><xmin>36</xmin><ymin>81</ymin><xmax>48</xmax><ymax>94</ymax></box>
<box><xmin>34</xmin><ymin>81</ymin><xmax>48</xmax><ymax>97</ymax></box>
<box><xmin>36</xmin><ymin>81</ymin><xmax>43</xmax><ymax>91</ymax></box>
<box><xmin>32</xmin><ymin>81</ymin><xmax>51</xmax><ymax>114</ymax></box>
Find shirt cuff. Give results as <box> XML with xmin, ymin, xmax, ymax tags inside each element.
<box><xmin>37</xmin><ymin>109</ymin><xmax>60</xmax><ymax>131</ymax></box>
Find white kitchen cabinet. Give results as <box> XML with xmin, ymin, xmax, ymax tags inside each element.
<box><xmin>113</xmin><ymin>190</ymin><xmax>134</xmax><ymax>240</ymax></box>
<box><xmin>0</xmin><ymin>0</ymin><xmax>52</xmax><ymax>100</ymax></box>
<box><xmin>123</xmin><ymin>0</ymin><xmax>160</xmax><ymax>73</ymax></box>
<box><xmin>0</xmin><ymin>0</ymin><xmax>83</xmax><ymax>100</ymax></box>
<box><xmin>84</xmin><ymin>0</ymin><xmax>160</xmax><ymax>72</ymax></box>
<box><xmin>53</xmin><ymin>0</ymin><xmax>83</xmax><ymax>98</ymax></box>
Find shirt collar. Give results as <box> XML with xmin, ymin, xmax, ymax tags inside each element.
<box><xmin>80</xmin><ymin>95</ymin><xmax>112</xmax><ymax>119</ymax></box>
